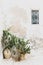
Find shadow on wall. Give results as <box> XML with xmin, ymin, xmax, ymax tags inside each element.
<box><xmin>9</xmin><ymin>6</ymin><xmax>28</xmax><ymax>22</ymax></box>
<box><xmin>5</xmin><ymin>6</ymin><xmax>28</xmax><ymax>38</ymax></box>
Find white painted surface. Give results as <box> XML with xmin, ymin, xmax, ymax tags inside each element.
<box><xmin>0</xmin><ymin>0</ymin><xmax>43</xmax><ymax>38</ymax></box>
<box><xmin>0</xmin><ymin>0</ymin><xmax>43</xmax><ymax>65</ymax></box>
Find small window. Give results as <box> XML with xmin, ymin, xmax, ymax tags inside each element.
<box><xmin>31</xmin><ymin>10</ymin><xmax>39</xmax><ymax>24</ymax></box>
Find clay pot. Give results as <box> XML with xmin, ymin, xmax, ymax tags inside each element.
<box><xmin>3</xmin><ymin>48</ymin><xmax>11</xmax><ymax>59</ymax></box>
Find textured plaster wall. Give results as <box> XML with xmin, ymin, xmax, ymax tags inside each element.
<box><xmin>0</xmin><ymin>0</ymin><xmax>43</xmax><ymax>39</ymax></box>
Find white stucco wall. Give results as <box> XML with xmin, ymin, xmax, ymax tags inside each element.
<box><xmin>0</xmin><ymin>0</ymin><xmax>43</xmax><ymax>39</ymax></box>
<box><xmin>0</xmin><ymin>1</ymin><xmax>43</xmax><ymax>65</ymax></box>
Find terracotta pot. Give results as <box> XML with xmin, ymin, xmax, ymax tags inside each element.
<box><xmin>20</xmin><ymin>54</ymin><xmax>25</xmax><ymax>60</ymax></box>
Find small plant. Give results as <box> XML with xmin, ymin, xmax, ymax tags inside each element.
<box><xmin>1</xmin><ymin>30</ymin><xmax>30</xmax><ymax>61</ymax></box>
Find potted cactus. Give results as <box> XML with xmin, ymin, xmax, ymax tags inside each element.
<box><xmin>1</xmin><ymin>30</ymin><xmax>30</xmax><ymax>61</ymax></box>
